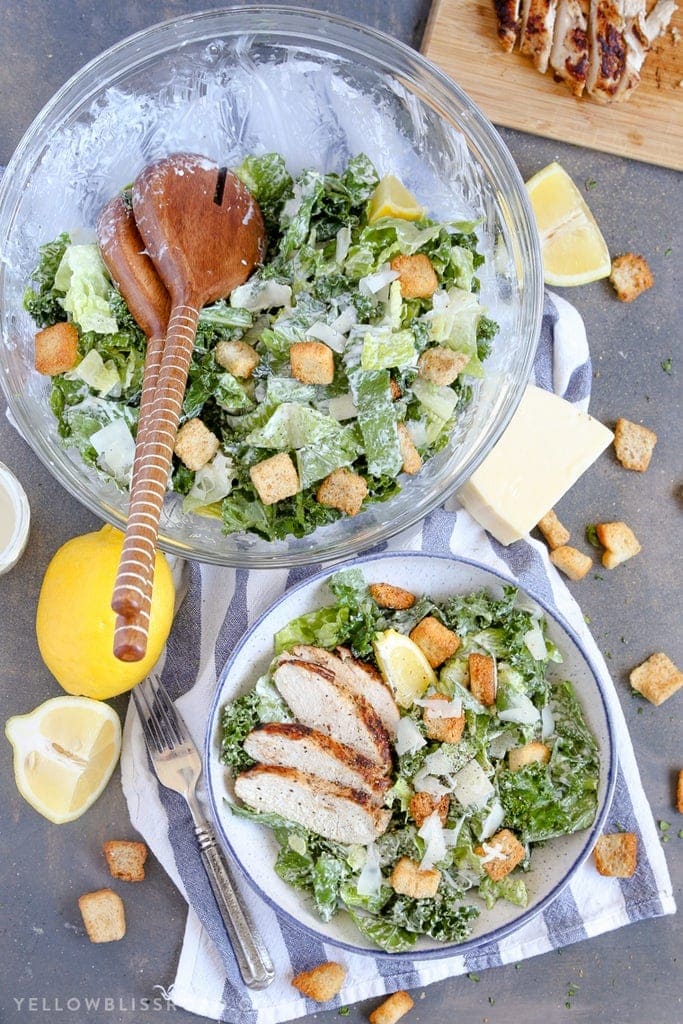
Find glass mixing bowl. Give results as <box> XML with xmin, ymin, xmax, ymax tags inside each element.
<box><xmin>0</xmin><ymin>6</ymin><xmax>543</xmax><ymax>567</ymax></box>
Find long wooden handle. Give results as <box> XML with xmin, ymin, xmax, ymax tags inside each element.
<box><xmin>111</xmin><ymin>303</ymin><xmax>200</xmax><ymax>631</ymax></box>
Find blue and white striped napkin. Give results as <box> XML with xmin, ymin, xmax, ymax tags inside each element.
<box><xmin>120</xmin><ymin>291</ymin><xmax>675</xmax><ymax>1023</ymax></box>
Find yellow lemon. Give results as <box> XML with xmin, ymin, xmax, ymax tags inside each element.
<box><xmin>36</xmin><ymin>524</ymin><xmax>175</xmax><ymax>699</ymax></box>
<box><xmin>526</xmin><ymin>162</ymin><xmax>611</xmax><ymax>287</ymax></box>
<box><xmin>367</xmin><ymin>174</ymin><xmax>426</xmax><ymax>223</ymax></box>
<box><xmin>373</xmin><ymin>629</ymin><xmax>437</xmax><ymax>708</ymax></box>
<box><xmin>5</xmin><ymin>696</ymin><xmax>121</xmax><ymax>823</ymax></box>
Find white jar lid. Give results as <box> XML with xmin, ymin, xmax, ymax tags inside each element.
<box><xmin>0</xmin><ymin>461</ymin><xmax>31</xmax><ymax>574</ymax></box>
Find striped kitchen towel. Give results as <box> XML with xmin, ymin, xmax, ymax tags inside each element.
<box><xmin>120</xmin><ymin>291</ymin><xmax>675</xmax><ymax>1023</ymax></box>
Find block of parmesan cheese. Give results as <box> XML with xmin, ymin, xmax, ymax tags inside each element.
<box><xmin>457</xmin><ymin>385</ymin><xmax>613</xmax><ymax>545</ymax></box>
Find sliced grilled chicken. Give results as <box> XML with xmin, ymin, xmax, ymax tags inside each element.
<box><xmin>520</xmin><ymin>0</ymin><xmax>560</xmax><ymax>72</ymax></box>
<box><xmin>494</xmin><ymin>0</ymin><xmax>523</xmax><ymax>50</ymax></box>
<box><xmin>234</xmin><ymin>764</ymin><xmax>392</xmax><ymax>845</ymax></box>
<box><xmin>586</xmin><ymin>0</ymin><xmax>629</xmax><ymax>102</ymax></box>
<box><xmin>243</xmin><ymin>722</ymin><xmax>390</xmax><ymax>801</ymax></box>
<box><xmin>550</xmin><ymin>0</ymin><xmax>590</xmax><ymax>95</ymax></box>
<box><xmin>273</xmin><ymin>658</ymin><xmax>392</xmax><ymax>771</ymax></box>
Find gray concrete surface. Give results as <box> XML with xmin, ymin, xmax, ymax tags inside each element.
<box><xmin>0</xmin><ymin>3</ymin><xmax>680</xmax><ymax>1023</ymax></box>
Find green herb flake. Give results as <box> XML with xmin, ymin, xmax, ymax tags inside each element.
<box><xmin>677</xmin><ymin>830</ymin><xmax>683</xmax><ymax>839</ymax></box>
<box><xmin>663</xmin><ymin>247</ymin><xmax>673</xmax><ymax>256</ymax></box>
<box><xmin>468</xmin><ymin>973</ymin><xmax>480</xmax><ymax>982</ymax></box>
<box><xmin>338</xmin><ymin>1008</ymin><xmax>350</xmax><ymax>1017</ymax></box>
<box><xmin>585</xmin><ymin>524</ymin><xmax>601</xmax><ymax>548</ymax></box>
<box><xmin>585</xmin><ymin>178</ymin><xmax>598</xmax><ymax>190</ymax></box>
<box><xmin>661</xmin><ymin>358</ymin><xmax>673</xmax><ymax>374</ymax></box>
<box><xmin>659</xmin><ymin>820</ymin><xmax>671</xmax><ymax>832</ymax></box>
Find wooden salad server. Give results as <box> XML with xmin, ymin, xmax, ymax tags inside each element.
<box><xmin>97</xmin><ymin>194</ymin><xmax>171</xmax><ymax>662</ymax></box>
<box><xmin>110</xmin><ymin>153</ymin><xmax>266</xmax><ymax>655</ymax></box>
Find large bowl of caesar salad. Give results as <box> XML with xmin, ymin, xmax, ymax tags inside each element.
<box><xmin>0</xmin><ymin>7</ymin><xmax>543</xmax><ymax>566</ymax></box>
<box><xmin>205</xmin><ymin>553</ymin><xmax>616</xmax><ymax>957</ymax></box>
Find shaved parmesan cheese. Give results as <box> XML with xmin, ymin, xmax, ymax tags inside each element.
<box><xmin>357</xmin><ymin>842</ymin><xmax>382</xmax><ymax>896</ymax></box>
<box><xmin>413</xmin><ymin>768</ymin><xmax>451</xmax><ymax>797</ymax></box>
<box><xmin>498</xmin><ymin>702</ymin><xmax>540</xmax><ymax>726</ymax></box>
<box><xmin>452</xmin><ymin>759</ymin><xmax>494</xmax><ymax>810</ymax></box>
<box><xmin>541</xmin><ymin>705</ymin><xmax>555</xmax><ymax>740</ymax></box>
<box><xmin>395</xmin><ymin>716</ymin><xmax>426</xmax><ymax>756</ymax></box>
<box><xmin>335</xmin><ymin>225</ymin><xmax>351</xmax><ymax>265</ymax></box>
<box><xmin>419</xmin><ymin>812</ymin><xmax>447</xmax><ymax>870</ymax></box>
<box><xmin>405</xmin><ymin>419</ymin><xmax>428</xmax><ymax>448</ymax></box>
<box><xmin>524</xmin><ymin>621</ymin><xmax>547</xmax><ymax>660</ymax></box>
<box><xmin>479</xmin><ymin>799</ymin><xmax>505</xmax><ymax>840</ymax></box>
<box><xmin>327</xmin><ymin>393</ymin><xmax>357</xmax><ymax>421</ymax></box>
<box><xmin>230</xmin><ymin>279</ymin><xmax>291</xmax><ymax>311</ymax></box>
<box><xmin>359</xmin><ymin>264</ymin><xmax>399</xmax><ymax>296</ymax></box>
<box><xmin>415</xmin><ymin>696</ymin><xmax>463</xmax><ymax>718</ymax></box>
<box><xmin>424</xmin><ymin>750</ymin><xmax>455</xmax><ymax>775</ymax></box>
<box><xmin>331</xmin><ymin>306</ymin><xmax>357</xmax><ymax>335</ymax></box>
<box><xmin>90</xmin><ymin>418</ymin><xmax>135</xmax><ymax>484</ymax></box>
<box><xmin>307</xmin><ymin>321</ymin><xmax>346</xmax><ymax>352</ymax></box>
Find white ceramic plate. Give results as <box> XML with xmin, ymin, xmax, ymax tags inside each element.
<box><xmin>204</xmin><ymin>552</ymin><xmax>616</xmax><ymax>958</ymax></box>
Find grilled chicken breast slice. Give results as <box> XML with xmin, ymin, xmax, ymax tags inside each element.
<box><xmin>586</xmin><ymin>0</ymin><xmax>629</xmax><ymax>101</ymax></box>
<box><xmin>273</xmin><ymin>658</ymin><xmax>392</xmax><ymax>771</ymax></box>
<box><xmin>494</xmin><ymin>0</ymin><xmax>523</xmax><ymax>50</ymax></box>
<box><xmin>243</xmin><ymin>722</ymin><xmax>390</xmax><ymax>801</ymax></box>
<box><xmin>520</xmin><ymin>0</ymin><xmax>560</xmax><ymax>72</ymax></box>
<box><xmin>550</xmin><ymin>0</ymin><xmax>590</xmax><ymax>95</ymax></box>
<box><xmin>234</xmin><ymin>764</ymin><xmax>392</xmax><ymax>845</ymax></box>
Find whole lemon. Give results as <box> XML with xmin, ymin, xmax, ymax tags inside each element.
<box><xmin>36</xmin><ymin>524</ymin><xmax>175</xmax><ymax>699</ymax></box>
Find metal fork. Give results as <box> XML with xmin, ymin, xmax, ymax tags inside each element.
<box><xmin>132</xmin><ymin>675</ymin><xmax>275</xmax><ymax>989</ymax></box>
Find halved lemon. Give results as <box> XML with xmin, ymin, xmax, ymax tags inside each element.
<box><xmin>367</xmin><ymin>174</ymin><xmax>426</xmax><ymax>224</ymax></box>
<box><xmin>373</xmin><ymin>629</ymin><xmax>437</xmax><ymax>708</ymax></box>
<box><xmin>526</xmin><ymin>162</ymin><xmax>611</xmax><ymax>287</ymax></box>
<box><xmin>5</xmin><ymin>696</ymin><xmax>121</xmax><ymax>824</ymax></box>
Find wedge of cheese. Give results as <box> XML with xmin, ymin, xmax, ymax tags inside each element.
<box><xmin>458</xmin><ymin>386</ymin><xmax>613</xmax><ymax>545</ymax></box>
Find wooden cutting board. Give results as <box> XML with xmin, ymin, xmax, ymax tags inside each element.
<box><xmin>422</xmin><ymin>1</ymin><xmax>683</xmax><ymax>170</ymax></box>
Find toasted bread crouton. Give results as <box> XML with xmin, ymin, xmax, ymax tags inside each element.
<box><xmin>290</xmin><ymin>340</ymin><xmax>335</xmax><ymax>385</ymax></box>
<box><xmin>103</xmin><ymin>840</ymin><xmax>148</xmax><ymax>882</ymax></box>
<box><xmin>214</xmin><ymin>339</ymin><xmax>260</xmax><ymax>379</ymax></box>
<box><xmin>417</xmin><ymin>347</ymin><xmax>469</xmax><ymax>386</ymax></box>
<box><xmin>369</xmin><ymin>583</ymin><xmax>416</xmax><ymax>609</ymax></box>
<box><xmin>390</xmin><ymin>378</ymin><xmax>402</xmax><ymax>400</ymax></box>
<box><xmin>78</xmin><ymin>889</ymin><xmax>126</xmax><ymax>943</ymax></box>
<box><xmin>609</xmin><ymin>253</ymin><xmax>653</xmax><ymax>303</ymax></box>
<box><xmin>174</xmin><ymin>418</ymin><xmax>220</xmax><ymax>472</ymax></box>
<box><xmin>537</xmin><ymin>509</ymin><xmax>570</xmax><ymax>550</ymax></box>
<box><xmin>397</xmin><ymin>423</ymin><xmax>423</xmax><ymax>475</ymax></box>
<box><xmin>508</xmin><ymin>741</ymin><xmax>550</xmax><ymax>772</ymax></box>
<box><xmin>422</xmin><ymin>696</ymin><xmax>465</xmax><ymax>743</ymax></box>
<box><xmin>390</xmin><ymin>857</ymin><xmax>441</xmax><ymax>898</ymax></box>
<box><xmin>34</xmin><ymin>322</ymin><xmax>79</xmax><ymax>375</ymax></box>
<box><xmin>476</xmin><ymin>829</ymin><xmax>525</xmax><ymax>881</ymax></box>
<box><xmin>390</xmin><ymin>253</ymin><xmax>438</xmax><ymax>299</ymax></box>
<box><xmin>409</xmin><ymin>791</ymin><xmax>450</xmax><ymax>828</ymax></box>
<box><xmin>595</xmin><ymin>521</ymin><xmax>641</xmax><ymax>569</ymax></box>
<box><xmin>677</xmin><ymin>770</ymin><xmax>683</xmax><ymax>814</ymax></box>
<box><xmin>250</xmin><ymin>452</ymin><xmax>300</xmax><ymax>505</ymax></box>
<box><xmin>291</xmin><ymin>961</ymin><xmax>346</xmax><ymax>1002</ymax></box>
<box><xmin>549</xmin><ymin>545</ymin><xmax>592</xmax><ymax>581</ymax></box>
<box><xmin>316</xmin><ymin>467</ymin><xmax>368</xmax><ymax>516</ymax></box>
<box><xmin>468</xmin><ymin>652</ymin><xmax>497</xmax><ymax>706</ymax></box>
<box><xmin>369</xmin><ymin>991</ymin><xmax>415</xmax><ymax>1024</ymax></box>
<box><xmin>630</xmin><ymin>652</ymin><xmax>683</xmax><ymax>706</ymax></box>
<box><xmin>614</xmin><ymin>418</ymin><xmax>657</xmax><ymax>472</ymax></box>
<box><xmin>409</xmin><ymin>617</ymin><xmax>460</xmax><ymax>668</ymax></box>
<box><xmin>594</xmin><ymin>832</ymin><xmax>638</xmax><ymax>877</ymax></box>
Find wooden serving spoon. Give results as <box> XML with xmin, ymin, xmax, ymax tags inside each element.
<box><xmin>110</xmin><ymin>153</ymin><xmax>266</xmax><ymax>641</ymax></box>
<box><xmin>97</xmin><ymin>194</ymin><xmax>171</xmax><ymax>662</ymax></box>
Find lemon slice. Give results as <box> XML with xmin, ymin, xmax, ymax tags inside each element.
<box><xmin>5</xmin><ymin>696</ymin><xmax>121</xmax><ymax>823</ymax></box>
<box><xmin>526</xmin><ymin>162</ymin><xmax>611</xmax><ymax>287</ymax></box>
<box><xmin>373</xmin><ymin>629</ymin><xmax>437</xmax><ymax>708</ymax></box>
<box><xmin>367</xmin><ymin>174</ymin><xmax>426</xmax><ymax>224</ymax></box>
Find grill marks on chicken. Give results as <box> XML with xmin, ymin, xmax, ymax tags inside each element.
<box><xmin>494</xmin><ymin>0</ymin><xmax>677</xmax><ymax>101</ymax></box>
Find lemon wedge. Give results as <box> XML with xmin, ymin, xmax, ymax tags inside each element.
<box><xmin>526</xmin><ymin>162</ymin><xmax>611</xmax><ymax>287</ymax></box>
<box><xmin>5</xmin><ymin>696</ymin><xmax>121</xmax><ymax>823</ymax></box>
<box><xmin>367</xmin><ymin>174</ymin><xmax>426</xmax><ymax>224</ymax></box>
<box><xmin>373</xmin><ymin>629</ymin><xmax>437</xmax><ymax>708</ymax></box>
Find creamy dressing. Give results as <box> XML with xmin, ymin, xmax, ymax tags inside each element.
<box><xmin>0</xmin><ymin>483</ymin><xmax>15</xmax><ymax>549</ymax></box>
<box><xmin>0</xmin><ymin>464</ymin><xmax>30</xmax><ymax>573</ymax></box>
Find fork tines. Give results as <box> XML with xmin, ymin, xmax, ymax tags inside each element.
<box><xmin>132</xmin><ymin>674</ymin><xmax>187</xmax><ymax>752</ymax></box>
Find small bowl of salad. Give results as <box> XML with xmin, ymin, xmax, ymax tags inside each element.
<box><xmin>205</xmin><ymin>552</ymin><xmax>615</xmax><ymax>957</ymax></box>
<box><xmin>0</xmin><ymin>7</ymin><xmax>543</xmax><ymax>567</ymax></box>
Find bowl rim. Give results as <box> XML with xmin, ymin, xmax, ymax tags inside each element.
<box><xmin>0</xmin><ymin>5</ymin><xmax>544</xmax><ymax>567</ymax></box>
<box><xmin>204</xmin><ymin>549</ymin><xmax>617</xmax><ymax>959</ymax></box>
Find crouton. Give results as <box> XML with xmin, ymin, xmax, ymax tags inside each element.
<box><xmin>475</xmin><ymin>829</ymin><xmax>525</xmax><ymax>881</ymax></box>
<box><xmin>34</xmin><ymin>322</ymin><xmax>79</xmax><ymax>375</ymax></box>
<box><xmin>174</xmin><ymin>418</ymin><xmax>220</xmax><ymax>472</ymax></box>
<box><xmin>468</xmin><ymin>652</ymin><xmax>497</xmax><ymax>706</ymax></box>
<box><xmin>609</xmin><ymin>252</ymin><xmax>653</xmax><ymax>303</ymax></box>
<box><xmin>549</xmin><ymin>545</ymin><xmax>592</xmax><ymax>581</ymax></box>
<box><xmin>593</xmin><ymin>833</ymin><xmax>638</xmax><ymax>877</ymax></box>
<box><xmin>390</xmin><ymin>253</ymin><xmax>438</xmax><ymax>299</ymax></box>
<box><xmin>595</xmin><ymin>521</ymin><xmax>641</xmax><ymax>569</ymax></box>
<box><xmin>316</xmin><ymin>467</ymin><xmax>368</xmax><ymax>517</ymax></box>
<box><xmin>409</xmin><ymin>617</ymin><xmax>460</xmax><ymax>668</ymax></box>
<box><xmin>103</xmin><ymin>840</ymin><xmax>148</xmax><ymax>882</ymax></box>
<box><xmin>630</xmin><ymin>652</ymin><xmax>683</xmax><ymax>706</ymax></box>
<box><xmin>369</xmin><ymin>991</ymin><xmax>415</xmax><ymax>1024</ymax></box>
<box><xmin>290</xmin><ymin>341</ymin><xmax>335</xmax><ymax>385</ymax></box>
<box><xmin>369</xmin><ymin>583</ymin><xmax>416</xmax><ymax>610</ymax></box>
<box><xmin>422</xmin><ymin>696</ymin><xmax>465</xmax><ymax>743</ymax></box>
<box><xmin>78</xmin><ymin>889</ymin><xmax>126</xmax><ymax>943</ymax></box>
<box><xmin>214</xmin><ymin>339</ymin><xmax>260</xmax><ymax>379</ymax></box>
<box><xmin>409</xmin><ymin>791</ymin><xmax>450</xmax><ymax>828</ymax></box>
<box><xmin>417</xmin><ymin>347</ymin><xmax>469</xmax><ymax>386</ymax></box>
<box><xmin>250</xmin><ymin>452</ymin><xmax>300</xmax><ymax>506</ymax></box>
<box><xmin>613</xmin><ymin>418</ymin><xmax>657</xmax><ymax>472</ymax></box>
<box><xmin>390</xmin><ymin>857</ymin><xmax>441</xmax><ymax>898</ymax></box>
<box><xmin>508</xmin><ymin>741</ymin><xmax>550</xmax><ymax>772</ymax></box>
<box><xmin>390</xmin><ymin>378</ymin><xmax>402</xmax><ymax>400</ymax></box>
<box><xmin>397</xmin><ymin>423</ymin><xmax>423</xmax><ymax>475</ymax></box>
<box><xmin>677</xmin><ymin>770</ymin><xmax>683</xmax><ymax>814</ymax></box>
<box><xmin>537</xmin><ymin>509</ymin><xmax>570</xmax><ymax>550</ymax></box>
<box><xmin>291</xmin><ymin>961</ymin><xmax>346</xmax><ymax>1002</ymax></box>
